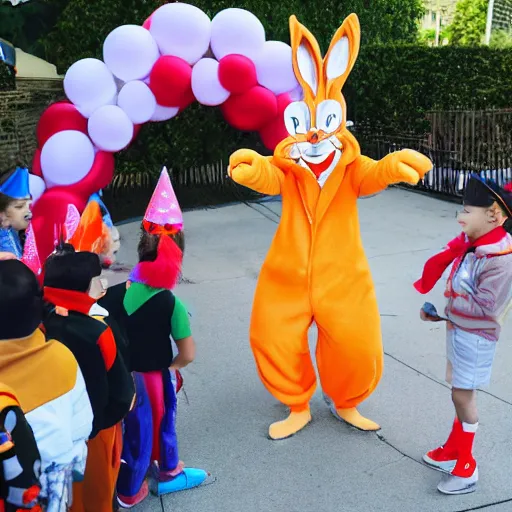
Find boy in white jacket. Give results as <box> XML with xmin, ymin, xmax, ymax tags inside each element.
<box><xmin>0</xmin><ymin>259</ymin><xmax>92</xmax><ymax>511</ymax></box>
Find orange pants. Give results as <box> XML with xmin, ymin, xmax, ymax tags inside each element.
<box><xmin>70</xmin><ymin>423</ymin><xmax>123</xmax><ymax>512</ymax></box>
<box><xmin>250</xmin><ymin>269</ymin><xmax>383</xmax><ymax>411</ymax></box>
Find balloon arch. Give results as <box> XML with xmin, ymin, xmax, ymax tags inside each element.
<box><xmin>29</xmin><ymin>3</ymin><xmax>302</xmax><ymax>261</ymax></box>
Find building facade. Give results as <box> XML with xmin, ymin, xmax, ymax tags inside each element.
<box><xmin>422</xmin><ymin>0</ymin><xmax>458</xmax><ymax>31</ymax></box>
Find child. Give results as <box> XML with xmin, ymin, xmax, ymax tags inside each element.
<box><xmin>415</xmin><ymin>174</ymin><xmax>512</xmax><ymax>495</ymax></box>
<box><xmin>0</xmin><ymin>259</ymin><xmax>93</xmax><ymax>511</ymax></box>
<box><xmin>99</xmin><ymin>169</ymin><xmax>210</xmax><ymax>507</ymax></box>
<box><xmin>0</xmin><ymin>167</ymin><xmax>32</xmax><ymax>258</ymax></box>
<box><xmin>1</xmin><ymin>382</ymin><xmax>42</xmax><ymax>511</ymax></box>
<box><xmin>42</xmin><ymin>241</ymin><xmax>135</xmax><ymax>512</ymax></box>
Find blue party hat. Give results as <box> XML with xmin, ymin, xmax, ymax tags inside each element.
<box><xmin>0</xmin><ymin>167</ymin><xmax>30</xmax><ymax>199</ymax></box>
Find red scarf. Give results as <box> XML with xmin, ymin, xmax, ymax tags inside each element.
<box><xmin>43</xmin><ymin>287</ymin><xmax>96</xmax><ymax>315</ymax></box>
<box><xmin>414</xmin><ymin>227</ymin><xmax>506</xmax><ymax>294</ymax></box>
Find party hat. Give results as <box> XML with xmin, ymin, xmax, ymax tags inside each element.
<box><xmin>143</xmin><ymin>167</ymin><xmax>183</xmax><ymax>235</ymax></box>
<box><xmin>64</xmin><ymin>204</ymin><xmax>81</xmax><ymax>242</ymax></box>
<box><xmin>21</xmin><ymin>223</ymin><xmax>42</xmax><ymax>276</ymax></box>
<box><xmin>69</xmin><ymin>200</ymin><xmax>109</xmax><ymax>255</ymax></box>
<box><xmin>0</xmin><ymin>167</ymin><xmax>30</xmax><ymax>199</ymax></box>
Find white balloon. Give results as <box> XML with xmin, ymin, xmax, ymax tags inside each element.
<box><xmin>150</xmin><ymin>3</ymin><xmax>211</xmax><ymax>64</ymax></box>
<box><xmin>191</xmin><ymin>58</ymin><xmax>230</xmax><ymax>106</ymax></box>
<box><xmin>211</xmin><ymin>8</ymin><xmax>265</xmax><ymax>61</ymax></box>
<box><xmin>288</xmin><ymin>84</ymin><xmax>305</xmax><ymax>102</ymax></box>
<box><xmin>118</xmin><ymin>81</ymin><xmax>157</xmax><ymax>124</ymax></box>
<box><xmin>76</xmin><ymin>92</ymin><xmax>117</xmax><ymax>119</ymax></box>
<box><xmin>64</xmin><ymin>58</ymin><xmax>117</xmax><ymax>113</ymax></box>
<box><xmin>88</xmin><ymin>105</ymin><xmax>134</xmax><ymax>152</ymax></box>
<box><xmin>28</xmin><ymin>174</ymin><xmax>46</xmax><ymax>204</ymax></box>
<box><xmin>254</xmin><ymin>41</ymin><xmax>299</xmax><ymax>95</ymax></box>
<box><xmin>41</xmin><ymin>131</ymin><xmax>95</xmax><ymax>188</ymax></box>
<box><xmin>150</xmin><ymin>104</ymin><xmax>180</xmax><ymax>122</ymax></box>
<box><xmin>104</xmin><ymin>25</ymin><xmax>160</xmax><ymax>82</ymax></box>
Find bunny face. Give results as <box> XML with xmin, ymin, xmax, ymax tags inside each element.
<box><xmin>275</xmin><ymin>14</ymin><xmax>361</xmax><ymax>184</ymax></box>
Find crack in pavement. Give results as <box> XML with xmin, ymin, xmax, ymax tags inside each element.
<box><xmin>364</xmin><ymin>454</ymin><xmax>406</xmax><ymax>475</ymax></box>
<box><xmin>234</xmin><ymin>201</ymin><xmax>512</xmax><ymax>511</ymax></box>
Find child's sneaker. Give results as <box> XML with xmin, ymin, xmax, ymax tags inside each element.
<box><xmin>423</xmin><ymin>418</ymin><xmax>461</xmax><ymax>473</ymax></box>
<box><xmin>437</xmin><ymin>459</ymin><xmax>478</xmax><ymax>495</ymax></box>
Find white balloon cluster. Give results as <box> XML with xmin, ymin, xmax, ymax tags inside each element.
<box><xmin>40</xmin><ymin>3</ymin><xmax>300</xmax><ymax>189</ymax></box>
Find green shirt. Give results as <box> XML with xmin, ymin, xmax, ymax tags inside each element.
<box><xmin>123</xmin><ymin>282</ymin><xmax>191</xmax><ymax>341</ymax></box>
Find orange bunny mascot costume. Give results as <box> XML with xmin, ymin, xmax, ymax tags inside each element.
<box><xmin>228</xmin><ymin>14</ymin><xmax>432</xmax><ymax>440</ymax></box>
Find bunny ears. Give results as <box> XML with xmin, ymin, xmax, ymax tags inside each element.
<box><xmin>289</xmin><ymin>14</ymin><xmax>360</xmax><ymax>106</ymax></box>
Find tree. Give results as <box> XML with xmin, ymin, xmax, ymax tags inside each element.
<box><xmin>447</xmin><ymin>0</ymin><xmax>488</xmax><ymax>45</ymax></box>
<box><xmin>0</xmin><ymin>0</ymin><xmax>69</xmax><ymax>57</ymax></box>
<box><xmin>41</xmin><ymin>0</ymin><xmax>425</xmax><ymax>73</ymax></box>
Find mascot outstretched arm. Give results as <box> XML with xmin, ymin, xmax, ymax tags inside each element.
<box><xmin>228</xmin><ymin>14</ymin><xmax>432</xmax><ymax>440</ymax></box>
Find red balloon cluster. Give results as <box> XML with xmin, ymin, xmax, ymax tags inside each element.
<box><xmin>31</xmin><ymin>7</ymin><xmax>298</xmax><ymax>262</ymax></box>
<box><xmin>139</xmin><ymin>20</ymin><xmax>290</xmax><ymax>151</ymax></box>
<box><xmin>216</xmin><ymin>55</ymin><xmax>291</xmax><ymax>148</ymax></box>
<box><xmin>31</xmin><ymin>100</ymin><xmax>116</xmax><ymax>262</ymax></box>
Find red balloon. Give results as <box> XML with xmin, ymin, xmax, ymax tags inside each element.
<box><xmin>218</xmin><ymin>55</ymin><xmax>257</xmax><ymax>95</ymax></box>
<box><xmin>31</xmin><ymin>188</ymin><xmax>86</xmax><ymax>263</ymax></box>
<box><xmin>31</xmin><ymin>148</ymin><xmax>43</xmax><ymax>178</ymax></box>
<box><xmin>259</xmin><ymin>93</ymin><xmax>293</xmax><ymax>150</ymax></box>
<box><xmin>36</xmin><ymin>101</ymin><xmax>88</xmax><ymax>147</ymax></box>
<box><xmin>67</xmin><ymin>151</ymin><xmax>115</xmax><ymax>200</ymax></box>
<box><xmin>149</xmin><ymin>56</ymin><xmax>193</xmax><ymax>108</ymax></box>
<box><xmin>221</xmin><ymin>86</ymin><xmax>278</xmax><ymax>132</ymax></box>
<box><xmin>131</xmin><ymin>124</ymin><xmax>142</xmax><ymax>142</ymax></box>
<box><xmin>31</xmin><ymin>151</ymin><xmax>115</xmax><ymax>261</ymax></box>
<box><xmin>143</xmin><ymin>15</ymin><xmax>152</xmax><ymax>29</ymax></box>
<box><xmin>276</xmin><ymin>92</ymin><xmax>292</xmax><ymax>113</ymax></box>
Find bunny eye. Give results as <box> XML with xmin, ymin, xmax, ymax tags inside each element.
<box><xmin>284</xmin><ymin>101</ymin><xmax>311</xmax><ymax>136</ymax></box>
<box><xmin>316</xmin><ymin>100</ymin><xmax>343</xmax><ymax>134</ymax></box>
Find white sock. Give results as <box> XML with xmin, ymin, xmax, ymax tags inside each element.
<box><xmin>462</xmin><ymin>422</ymin><xmax>479</xmax><ymax>433</ymax></box>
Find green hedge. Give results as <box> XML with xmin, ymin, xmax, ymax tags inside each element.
<box><xmin>115</xmin><ymin>45</ymin><xmax>512</xmax><ymax>174</ymax></box>
<box><xmin>43</xmin><ymin>0</ymin><xmax>424</xmax><ymax>73</ymax></box>
<box><xmin>346</xmin><ymin>45</ymin><xmax>512</xmax><ymax>134</ymax></box>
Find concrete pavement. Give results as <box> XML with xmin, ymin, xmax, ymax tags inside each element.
<box><xmin>112</xmin><ymin>188</ymin><xmax>512</xmax><ymax>512</ymax></box>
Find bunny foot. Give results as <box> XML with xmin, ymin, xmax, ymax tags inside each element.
<box><xmin>331</xmin><ymin>406</ymin><xmax>380</xmax><ymax>431</ymax></box>
<box><xmin>268</xmin><ymin>408</ymin><xmax>312</xmax><ymax>440</ymax></box>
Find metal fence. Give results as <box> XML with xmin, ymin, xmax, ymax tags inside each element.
<box><xmin>354</xmin><ymin>108</ymin><xmax>512</xmax><ymax>200</ymax></box>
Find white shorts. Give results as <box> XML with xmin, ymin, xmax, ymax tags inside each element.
<box><xmin>446</xmin><ymin>325</ymin><xmax>497</xmax><ymax>390</ymax></box>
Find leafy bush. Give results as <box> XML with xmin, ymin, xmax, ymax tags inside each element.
<box><xmin>42</xmin><ymin>0</ymin><xmax>425</xmax><ymax>73</ymax></box>
<box><xmin>346</xmin><ymin>44</ymin><xmax>512</xmax><ymax>134</ymax></box>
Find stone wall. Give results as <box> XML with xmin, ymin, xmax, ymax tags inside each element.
<box><xmin>0</xmin><ymin>78</ymin><xmax>64</xmax><ymax>174</ymax></box>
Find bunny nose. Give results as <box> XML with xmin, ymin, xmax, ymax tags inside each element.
<box><xmin>307</xmin><ymin>130</ymin><xmax>319</xmax><ymax>144</ymax></box>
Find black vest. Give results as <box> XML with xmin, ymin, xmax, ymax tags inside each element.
<box><xmin>99</xmin><ymin>283</ymin><xmax>175</xmax><ymax>373</ymax></box>
<box><xmin>42</xmin><ymin>307</ymin><xmax>134</xmax><ymax>438</ymax></box>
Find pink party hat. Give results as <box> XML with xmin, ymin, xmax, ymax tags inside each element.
<box><xmin>21</xmin><ymin>223</ymin><xmax>42</xmax><ymax>276</ymax></box>
<box><xmin>143</xmin><ymin>167</ymin><xmax>183</xmax><ymax>234</ymax></box>
<box><xmin>64</xmin><ymin>204</ymin><xmax>81</xmax><ymax>241</ymax></box>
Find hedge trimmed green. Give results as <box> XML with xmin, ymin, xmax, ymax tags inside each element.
<box><xmin>43</xmin><ymin>0</ymin><xmax>424</xmax><ymax>73</ymax></box>
<box><xmin>346</xmin><ymin>45</ymin><xmax>512</xmax><ymax>134</ymax></box>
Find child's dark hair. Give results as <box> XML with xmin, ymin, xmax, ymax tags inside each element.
<box><xmin>137</xmin><ymin>228</ymin><xmax>185</xmax><ymax>263</ymax></box>
<box><xmin>0</xmin><ymin>170</ymin><xmax>16</xmax><ymax>214</ymax></box>
<box><xmin>0</xmin><ymin>193</ymin><xmax>15</xmax><ymax>214</ymax></box>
